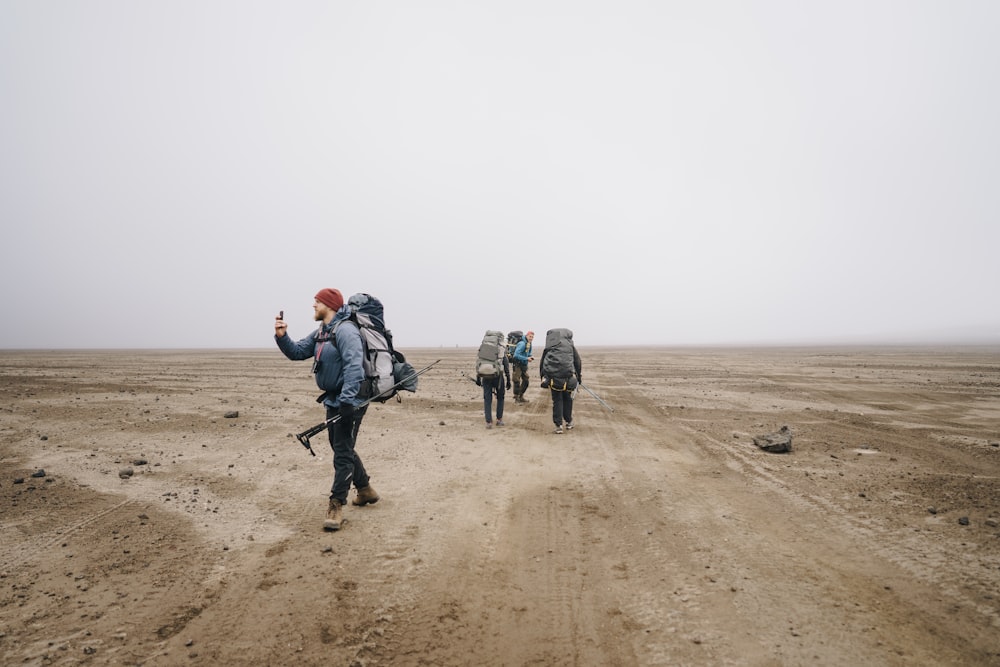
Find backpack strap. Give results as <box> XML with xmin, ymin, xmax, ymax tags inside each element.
<box><xmin>329</xmin><ymin>315</ymin><xmax>357</xmax><ymax>352</ymax></box>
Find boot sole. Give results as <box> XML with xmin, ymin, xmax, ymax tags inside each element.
<box><xmin>323</xmin><ymin>520</ymin><xmax>342</xmax><ymax>531</ymax></box>
<box><xmin>351</xmin><ymin>497</ymin><xmax>379</xmax><ymax>507</ymax></box>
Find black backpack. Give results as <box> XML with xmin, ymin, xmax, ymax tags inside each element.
<box><xmin>334</xmin><ymin>293</ymin><xmax>416</xmax><ymax>403</ymax></box>
<box><xmin>505</xmin><ymin>331</ymin><xmax>523</xmax><ymax>364</ymax></box>
<box><xmin>541</xmin><ymin>328</ymin><xmax>576</xmax><ymax>380</ymax></box>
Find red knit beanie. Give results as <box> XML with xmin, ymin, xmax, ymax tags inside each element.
<box><xmin>315</xmin><ymin>288</ymin><xmax>344</xmax><ymax>311</ymax></box>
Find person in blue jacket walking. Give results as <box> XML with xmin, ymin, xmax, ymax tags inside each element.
<box><xmin>511</xmin><ymin>330</ymin><xmax>535</xmax><ymax>403</ymax></box>
<box><xmin>274</xmin><ymin>288</ymin><xmax>380</xmax><ymax>531</ymax></box>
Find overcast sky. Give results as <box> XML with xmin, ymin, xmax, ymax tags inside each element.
<box><xmin>2</xmin><ymin>1</ymin><xmax>998</xmax><ymax>350</ymax></box>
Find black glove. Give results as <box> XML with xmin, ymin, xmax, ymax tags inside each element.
<box><xmin>506</xmin><ymin>380</ymin><xmax>511</xmax><ymax>390</ymax></box>
<box><xmin>338</xmin><ymin>403</ymin><xmax>356</xmax><ymax>422</ymax></box>
<box><xmin>577</xmin><ymin>374</ymin><xmax>582</xmax><ymax>384</ymax></box>
<box><xmin>475</xmin><ymin>377</ymin><xmax>482</xmax><ymax>386</ymax></box>
<box><xmin>541</xmin><ymin>378</ymin><xmax>550</xmax><ymax>389</ymax></box>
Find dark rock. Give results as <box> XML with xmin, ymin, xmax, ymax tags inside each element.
<box><xmin>119</xmin><ymin>468</ymin><xmax>134</xmax><ymax>479</ymax></box>
<box><xmin>224</xmin><ymin>411</ymin><xmax>239</xmax><ymax>419</ymax></box>
<box><xmin>958</xmin><ymin>516</ymin><xmax>970</xmax><ymax>526</ymax></box>
<box><xmin>752</xmin><ymin>425</ymin><xmax>792</xmax><ymax>453</ymax></box>
<box><xmin>31</xmin><ymin>469</ymin><xmax>46</xmax><ymax>478</ymax></box>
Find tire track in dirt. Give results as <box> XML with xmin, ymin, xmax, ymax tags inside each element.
<box><xmin>0</xmin><ymin>498</ymin><xmax>135</xmax><ymax>572</ymax></box>
<box><xmin>361</xmin><ymin>437</ymin><xmax>521</xmax><ymax>664</ymax></box>
<box><xmin>581</xmin><ymin>376</ymin><xmax>763</xmax><ymax>665</ymax></box>
<box><xmin>353</xmin><ymin>383</ymin><xmax>645</xmax><ymax>665</ymax></box>
<box><xmin>663</xmin><ymin>412</ymin><xmax>998</xmax><ymax>664</ymax></box>
<box><xmin>675</xmin><ymin>415</ymin><xmax>1000</xmax><ymax>635</ymax></box>
<box><xmin>361</xmin><ymin>373</ymin><xmax>694</xmax><ymax>665</ymax></box>
<box><xmin>565</xmin><ymin>370</ymin><xmax>982</xmax><ymax>665</ymax></box>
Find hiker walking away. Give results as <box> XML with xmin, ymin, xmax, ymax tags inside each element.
<box><xmin>475</xmin><ymin>330</ymin><xmax>511</xmax><ymax>429</ymax></box>
<box><xmin>539</xmin><ymin>328</ymin><xmax>582</xmax><ymax>434</ymax></box>
<box><xmin>479</xmin><ymin>354</ymin><xmax>511</xmax><ymax>429</ymax></box>
<box><xmin>274</xmin><ymin>288</ymin><xmax>380</xmax><ymax>531</ymax></box>
<box><xmin>511</xmin><ymin>330</ymin><xmax>535</xmax><ymax>403</ymax></box>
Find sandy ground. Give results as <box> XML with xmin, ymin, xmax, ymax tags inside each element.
<box><xmin>1</xmin><ymin>346</ymin><xmax>999</xmax><ymax>666</ymax></box>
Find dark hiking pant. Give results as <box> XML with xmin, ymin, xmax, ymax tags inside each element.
<box><xmin>327</xmin><ymin>404</ymin><xmax>370</xmax><ymax>504</ymax></box>
<box><xmin>550</xmin><ymin>389</ymin><xmax>574</xmax><ymax>426</ymax></box>
<box><xmin>482</xmin><ymin>376</ymin><xmax>506</xmax><ymax>423</ymax></box>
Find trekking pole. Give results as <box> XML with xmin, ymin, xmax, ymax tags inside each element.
<box><xmin>578</xmin><ymin>382</ymin><xmax>614</xmax><ymax>412</ymax></box>
<box><xmin>293</xmin><ymin>359</ymin><xmax>441</xmax><ymax>455</ymax></box>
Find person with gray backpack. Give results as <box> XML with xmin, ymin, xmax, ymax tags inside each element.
<box><xmin>475</xmin><ymin>330</ymin><xmax>512</xmax><ymax>429</ymax></box>
<box><xmin>539</xmin><ymin>328</ymin><xmax>583</xmax><ymax>434</ymax></box>
<box><xmin>274</xmin><ymin>288</ymin><xmax>381</xmax><ymax>532</ymax></box>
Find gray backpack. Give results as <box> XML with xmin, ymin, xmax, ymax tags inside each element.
<box><xmin>334</xmin><ymin>293</ymin><xmax>416</xmax><ymax>402</ymax></box>
<box><xmin>476</xmin><ymin>330</ymin><xmax>506</xmax><ymax>378</ymax></box>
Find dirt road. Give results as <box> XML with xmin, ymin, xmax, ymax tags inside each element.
<box><xmin>2</xmin><ymin>347</ymin><xmax>999</xmax><ymax>665</ymax></box>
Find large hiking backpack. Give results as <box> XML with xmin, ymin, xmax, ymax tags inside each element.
<box><xmin>335</xmin><ymin>293</ymin><xmax>416</xmax><ymax>403</ymax></box>
<box><xmin>476</xmin><ymin>330</ymin><xmax>506</xmax><ymax>378</ymax></box>
<box><xmin>505</xmin><ymin>331</ymin><xmax>523</xmax><ymax>364</ymax></box>
<box><xmin>541</xmin><ymin>328</ymin><xmax>576</xmax><ymax>380</ymax></box>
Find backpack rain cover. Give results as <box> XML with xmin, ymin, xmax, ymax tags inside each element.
<box><xmin>541</xmin><ymin>328</ymin><xmax>576</xmax><ymax>380</ymax></box>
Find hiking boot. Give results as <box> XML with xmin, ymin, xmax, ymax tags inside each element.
<box><xmin>497</xmin><ymin>419</ymin><xmax>505</xmax><ymax>427</ymax></box>
<box><xmin>324</xmin><ymin>498</ymin><xmax>344</xmax><ymax>531</ymax></box>
<box><xmin>566</xmin><ymin>421</ymin><xmax>574</xmax><ymax>430</ymax></box>
<box><xmin>352</xmin><ymin>484</ymin><xmax>380</xmax><ymax>507</ymax></box>
<box><xmin>554</xmin><ymin>425</ymin><xmax>564</xmax><ymax>434</ymax></box>
<box><xmin>486</xmin><ymin>422</ymin><xmax>493</xmax><ymax>429</ymax></box>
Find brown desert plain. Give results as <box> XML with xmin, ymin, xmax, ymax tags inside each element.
<box><xmin>1</xmin><ymin>345</ymin><xmax>999</xmax><ymax>666</ymax></box>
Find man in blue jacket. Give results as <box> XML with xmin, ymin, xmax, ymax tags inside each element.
<box><xmin>274</xmin><ymin>288</ymin><xmax>380</xmax><ymax>531</ymax></box>
<box><xmin>511</xmin><ymin>330</ymin><xmax>535</xmax><ymax>403</ymax></box>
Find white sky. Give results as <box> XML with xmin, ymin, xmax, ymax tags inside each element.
<box><xmin>2</xmin><ymin>1</ymin><xmax>998</xmax><ymax>349</ymax></box>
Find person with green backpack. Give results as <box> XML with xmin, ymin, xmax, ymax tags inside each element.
<box><xmin>274</xmin><ymin>288</ymin><xmax>380</xmax><ymax>532</ymax></box>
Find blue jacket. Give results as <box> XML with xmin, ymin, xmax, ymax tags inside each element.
<box><xmin>513</xmin><ymin>339</ymin><xmax>533</xmax><ymax>366</ymax></box>
<box><xmin>275</xmin><ymin>306</ymin><xmax>365</xmax><ymax>408</ymax></box>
